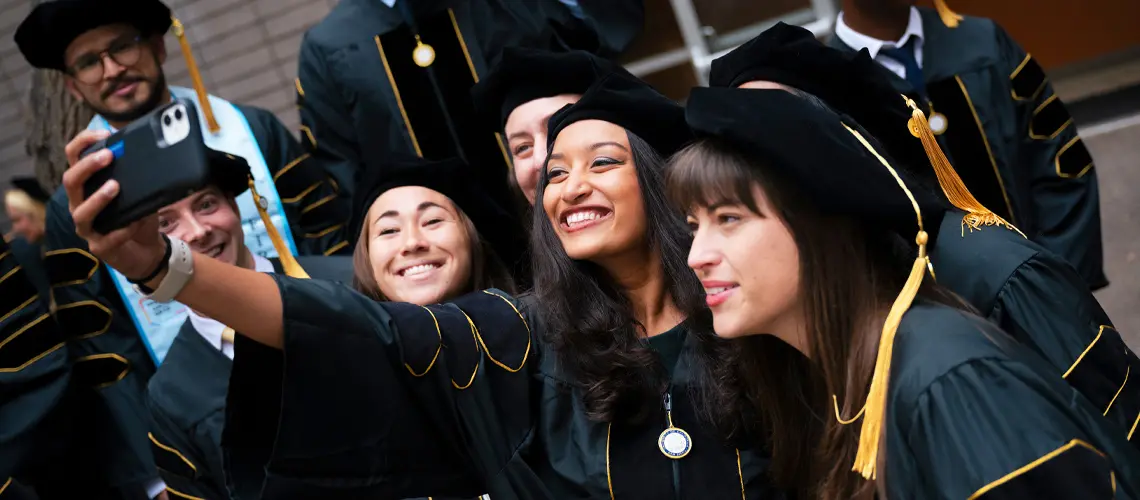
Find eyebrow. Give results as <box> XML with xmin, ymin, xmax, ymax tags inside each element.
<box><xmin>506</xmin><ymin>132</ymin><xmax>530</xmax><ymax>142</ymax></box>
<box><xmin>375</xmin><ymin>201</ymin><xmax>447</xmax><ymax>223</ymax></box>
<box><xmin>590</xmin><ymin>141</ymin><xmax>628</xmax><ymax>151</ymax></box>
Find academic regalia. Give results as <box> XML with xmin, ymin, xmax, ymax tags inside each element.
<box><xmin>146</xmin><ymin>255</ymin><xmax>353</xmax><ymax>500</ymax></box>
<box><xmin>709</xmin><ymin>22</ymin><xmax>1140</xmax><ymax>448</ymax></box>
<box><xmin>829</xmin><ymin>6</ymin><xmax>1106</xmax><ymax>290</ymax></box>
<box><xmin>0</xmin><ymin>237</ymin><xmax>70</xmax><ymax>483</ymax></box>
<box><xmin>225</xmin><ymin>282</ymin><xmax>781</xmax><ymax>499</ymax></box>
<box><xmin>294</xmin><ymin>0</ymin><xmax>643</xmax><ymax>239</ymax></box>
<box><xmin>683</xmin><ymin>86</ymin><xmax>1140</xmax><ymax>496</ymax></box>
<box><xmin>5</xmin><ymin>178</ymin><xmax>51</xmax><ymax>300</ymax></box>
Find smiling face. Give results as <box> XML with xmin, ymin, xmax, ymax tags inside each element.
<box><xmin>63</xmin><ymin>23</ymin><xmax>168</xmax><ymax>125</ymax></box>
<box><xmin>686</xmin><ymin>184</ymin><xmax>801</xmax><ymax>339</ymax></box>
<box><xmin>366</xmin><ymin>186</ymin><xmax>473</xmax><ymax>305</ymax></box>
<box><xmin>157</xmin><ymin>186</ymin><xmax>248</xmax><ymax>268</ymax></box>
<box><xmin>542</xmin><ymin>120</ymin><xmax>647</xmax><ymax>263</ymax></box>
<box><xmin>505</xmin><ymin>94</ymin><xmax>580</xmax><ymax>206</ymax></box>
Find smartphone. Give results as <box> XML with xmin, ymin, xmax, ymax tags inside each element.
<box><xmin>80</xmin><ymin>99</ymin><xmax>211</xmax><ymax>234</ymax></box>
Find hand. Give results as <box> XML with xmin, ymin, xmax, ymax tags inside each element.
<box><xmin>63</xmin><ymin>129</ymin><xmax>167</xmax><ymax>280</ymax></box>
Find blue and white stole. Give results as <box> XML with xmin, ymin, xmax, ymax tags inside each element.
<box><xmin>88</xmin><ymin>86</ymin><xmax>298</xmax><ymax>364</ymax></box>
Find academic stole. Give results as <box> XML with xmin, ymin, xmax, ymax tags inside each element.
<box><xmin>88</xmin><ymin>86</ymin><xmax>298</xmax><ymax>365</ymax></box>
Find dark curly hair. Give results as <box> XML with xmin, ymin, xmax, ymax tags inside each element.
<box><xmin>530</xmin><ymin>130</ymin><xmax>708</xmax><ymax>424</ymax></box>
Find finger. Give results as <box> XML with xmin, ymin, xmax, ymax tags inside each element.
<box><xmin>64</xmin><ymin>129</ymin><xmax>112</xmax><ymax>166</ymax></box>
<box><xmin>71</xmin><ymin>180</ymin><xmax>119</xmax><ymax>238</ymax></box>
<box><xmin>62</xmin><ymin>149</ymin><xmax>114</xmax><ymax>212</ymax></box>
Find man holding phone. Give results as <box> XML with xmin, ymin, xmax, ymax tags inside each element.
<box><xmin>8</xmin><ymin>0</ymin><xmax>347</xmax><ymax>497</ymax></box>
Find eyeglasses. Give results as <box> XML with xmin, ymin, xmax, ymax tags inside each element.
<box><xmin>67</xmin><ymin>35</ymin><xmax>144</xmax><ymax>85</ymax></box>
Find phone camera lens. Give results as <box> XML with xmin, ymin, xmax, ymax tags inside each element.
<box><xmin>174</xmin><ymin>109</ymin><xmax>184</xmax><ymax>120</ymax></box>
<box><xmin>163</xmin><ymin>115</ymin><xmax>172</xmax><ymax>126</ymax></box>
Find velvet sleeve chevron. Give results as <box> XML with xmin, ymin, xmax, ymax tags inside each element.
<box><xmin>252</xmin><ymin>276</ymin><xmax>534</xmax><ymax>499</ymax></box>
<box><xmin>240</xmin><ymin>104</ymin><xmax>352</xmax><ymax>256</ymax></box>
<box><xmin>1001</xmin><ymin>25</ymin><xmax>1106</xmax><ymax>290</ymax></box>
<box><xmin>0</xmin><ymin>237</ymin><xmax>68</xmax><ymax>478</ymax></box>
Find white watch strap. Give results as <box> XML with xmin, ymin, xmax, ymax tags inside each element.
<box><xmin>137</xmin><ymin>237</ymin><xmax>194</xmax><ymax>303</ymax></box>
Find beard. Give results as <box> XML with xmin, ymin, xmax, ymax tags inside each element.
<box><xmin>87</xmin><ymin>67</ymin><xmax>168</xmax><ymax>124</ymax></box>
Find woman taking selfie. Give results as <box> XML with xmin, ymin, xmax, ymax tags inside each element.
<box><xmin>222</xmin><ymin>156</ymin><xmax>520</xmax><ymax>499</ymax></box>
<box><xmin>667</xmin><ymin>87</ymin><xmax>1140</xmax><ymax>499</ymax></box>
<box><xmin>62</xmin><ymin>74</ymin><xmax>780</xmax><ymax>499</ymax></box>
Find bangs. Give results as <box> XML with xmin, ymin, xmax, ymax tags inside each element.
<box><xmin>666</xmin><ymin>138</ymin><xmax>761</xmax><ymax>214</ymax></box>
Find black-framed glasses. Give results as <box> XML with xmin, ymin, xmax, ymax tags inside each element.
<box><xmin>67</xmin><ymin>35</ymin><xmax>144</xmax><ymax>85</ymax></box>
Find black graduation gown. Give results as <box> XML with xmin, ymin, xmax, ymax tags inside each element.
<box><xmin>5</xmin><ymin>238</ymin><xmax>49</xmax><ymax>301</ymax></box>
<box><xmin>0</xmin><ymin>237</ymin><xmax>69</xmax><ymax>484</ymax></box>
<box><xmin>144</xmin><ymin>256</ymin><xmax>353</xmax><ymax>500</ymax></box>
<box><xmin>930</xmin><ymin>210</ymin><xmax>1139</xmax><ymax>445</ymax></box>
<box><xmin>145</xmin><ymin>322</ymin><xmax>231</xmax><ymax>500</ymax></box>
<box><xmin>830</xmin><ymin>7</ymin><xmax>1105</xmax><ymax>289</ymax></box>
<box><xmin>884</xmin><ymin>302</ymin><xmax>1140</xmax><ymax>498</ymax></box>
<box><xmin>37</xmin><ymin>104</ymin><xmax>348</xmax><ymax>498</ymax></box>
<box><xmin>294</xmin><ymin>0</ymin><xmax>643</xmax><ymax>231</ymax></box>
<box><xmin>223</xmin><ymin>278</ymin><xmax>782</xmax><ymax>499</ymax></box>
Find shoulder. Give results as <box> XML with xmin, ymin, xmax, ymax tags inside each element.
<box><xmin>917</xmin><ymin>6</ymin><xmax>999</xmax><ymax>39</ymax></box>
<box><xmin>889</xmin><ymin>303</ymin><xmax>1020</xmax><ymax>405</ymax></box>
<box><xmin>302</xmin><ymin>0</ymin><xmax>386</xmax><ymax>52</ymax></box>
<box><xmin>931</xmin><ymin>213</ymin><xmax>1040</xmax><ymax>311</ymax></box>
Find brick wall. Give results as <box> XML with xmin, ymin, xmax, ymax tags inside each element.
<box><xmin>0</xmin><ymin>0</ymin><xmax>337</xmax><ymax>232</ymax></box>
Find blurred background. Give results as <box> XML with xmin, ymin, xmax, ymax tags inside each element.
<box><xmin>0</xmin><ymin>0</ymin><xmax>1136</xmax><ymax>341</ymax></box>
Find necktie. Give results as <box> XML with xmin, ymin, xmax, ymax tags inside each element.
<box><xmin>879</xmin><ymin>38</ymin><xmax>925</xmax><ymax>98</ymax></box>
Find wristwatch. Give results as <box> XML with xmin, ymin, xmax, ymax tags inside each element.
<box><xmin>133</xmin><ymin>236</ymin><xmax>194</xmax><ymax>303</ymax></box>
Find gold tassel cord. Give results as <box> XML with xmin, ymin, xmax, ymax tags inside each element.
<box><xmin>170</xmin><ymin>18</ymin><xmax>219</xmax><ymax>133</ymax></box>
<box><xmin>248</xmin><ymin>177</ymin><xmax>310</xmax><ymax>279</ymax></box>
<box><xmin>932</xmin><ymin>0</ymin><xmax>963</xmax><ymax>28</ymax></box>
<box><xmin>841</xmin><ymin>125</ymin><xmax>932</xmax><ymax>480</ymax></box>
<box><xmin>903</xmin><ymin>96</ymin><xmax>1025</xmax><ymax>238</ymax></box>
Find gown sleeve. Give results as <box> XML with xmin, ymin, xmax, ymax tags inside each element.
<box><xmin>893</xmin><ymin>357</ymin><xmax>1134</xmax><ymax>499</ymax></box>
<box><xmin>145</xmin><ymin>394</ymin><xmax>228</xmax><ymax>499</ymax></box>
<box><xmin>41</xmin><ymin>193</ymin><xmax>159</xmax><ymax>494</ymax></box>
<box><xmin>0</xmin><ymin>237</ymin><xmax>69</xmax><ymax>479</ymax></box>
<box><xmin>295</xmin><ymin>35</ymin><xmax>362</xmax><ymax>215</ymax></box>
<box><xmin>240</xmin><ymin>104</ymin><xmax>352</xmax><ymax>257</ymax></box>
<box><xmin>243</xmin><ymin>276</ymin><xmax>534</xmax><ymax>499</ymax></box>
<box><xmin>575</xmin><ymin>0</ymin><xmax>644</xmax><ymax>56</ymax></box>
<box><xmin>998</xmin><ymin>24</ymin><xmax>1106</xmax><ymax>290</ymax></box>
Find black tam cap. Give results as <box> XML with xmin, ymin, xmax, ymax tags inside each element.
<box><xmin>206</xmin><ymin>149</ymin><xmax>252</xmax><ymax>198</ymax></box>
<box><xmin>10</xmin><ymin>177</ymin><xmax>51</xmax><ymax>203</ymax></box>
<box><xmin>685</xmin><ymin>87</ymin><xmax>945</xmax><ymax>237</ymax></box>
<box><xmin>471</xmin><ymin>47</ymin><xmax>632</xmax><ymax>130</ymax></box>
<box><xmin>547</xmin><ymin>72</ymin><xmax>692</xmax><ymax>157</ymax></box>
<box><xmin>16</xmin><ymin>0</ymin><xmax>173</xmax><ymax>71</ymax></box>
<box><xmin>351</xmin><ymin>158</ymin><xmax>526</xmax><ymax>269</ymax></box>
<box><xmin>708</xmin><ymin>22</ymin><xmax>928</xmax><ymax>174</ymax></box>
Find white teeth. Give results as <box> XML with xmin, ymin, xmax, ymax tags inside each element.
<box><xmin>566</xmin><ymin>210</ymin><xmax>603</xmax><ymax>225</ymax></box>
<box><xmin>706</xmin><ymin>287</ymin><xmax>731</xmax><ymax>294</ymax></box>
<box><xmin>402</xmin><ymin>263</ymin><xmax>439</xmax><ymax>276</ymax></box>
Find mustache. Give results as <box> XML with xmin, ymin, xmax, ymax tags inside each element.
<box><xmin>101</xmin><ymin>76</ymin><xmax>147</xmax><ymax>99</ymax></box>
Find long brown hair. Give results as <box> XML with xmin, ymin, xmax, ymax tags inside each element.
<box><xmin>351</xmin><ymin>198</ymin><xmax>517</xmax><ymax>301</ymax></box>
<box><xmin>667</xmin><ymin>138</ymin><xmax>968</xmax><ymax>498</ymax></box>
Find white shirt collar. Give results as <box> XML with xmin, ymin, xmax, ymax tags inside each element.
<box><xmin>835</xmin><ymin>6</ymin><xmax>925</xmax><ymax>60</ymax></box>
<box><xmin>187</xmin><ymin>253</ymin><xmax>274</xmax><ymax>359</ymax></box>
<box><xmin>380</xmin><ymin>0</ymin><xmax>397</xmax><ymax>6</ymax></box>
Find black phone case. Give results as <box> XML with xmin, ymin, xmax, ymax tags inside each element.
<box><xmin>81</xmin><ymin>99</ymin><xmax>211</xmax><ymax>234</ymax></box>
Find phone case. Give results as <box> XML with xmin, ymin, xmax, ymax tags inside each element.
<box><xmin>81</xmin><ymin>99</ymin><xmax>211</xmax><ymax>234</ymax></box>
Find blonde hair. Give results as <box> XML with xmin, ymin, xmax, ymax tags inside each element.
<box><xmin>5</xmin><ymin>189</ymin><xmax>47</xmax><ymax>228</ymax></box>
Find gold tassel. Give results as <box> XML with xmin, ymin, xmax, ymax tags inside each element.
<box><xmin>841</xmin><ymin>125</ymin><xmax>932</xmax><ymax>480</ymax></box>
<box><xmin>248</xmin><ymin>177</ymin><xmax>310</xmax><ymax>279</ymax></box>
<box><xmin>903</xmin><ymin>96</ymin><xmax>1025</xmax><ymax>238</ymax></box>
<box><xmin>170</xmin><ymin>17</ymin><xmax>220</xmax><ymax>133</ymax></box>
<box><xmin>932</xmin><ymin>0</ymin><xmax>963</xmax><ymax>28</ymax></box>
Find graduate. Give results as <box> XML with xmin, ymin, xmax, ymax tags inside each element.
<box><xmin>829</xmin><ymin>0</ymin><xmax>1106</xmax><ymax>290</ymax></box>
<box><xmin>668</xmin><ymin>87</ymin><xmax>1140</xmax><ymax>499</ymax></box>
<box><xmin>709</xmin><ymin>22</ymin><xmax>1139</xmax><ymax>446</ymax></box>
<box><xmin>14</xmin><ymin>1</ymin><xmax>349</xmax><ymax>495</ymax></box>
<box><xmin>471</xmin><ymin>45</ymin><xmax>634</xmax><ymax>209</ymax></box>
<box><xmin>64</xmin><ymin>73</ymin><xmax>784</xmax><ymax>499</ymax></box>
<box><xmin>0</xmin><ymin>236</ymin><xmax>70</xmax><ymax>493</ymax></box>
<box><xmin>294</xmin><ymin>0</ymin><xmax>644</xmax><ymax>229</ymax></box>
<box><xmin>4</xmin><ymin>178</ymin><xmax>51</xmax><ymax>299</ymax></box>
<box><xmin>223</xmin><ymin>156</ymin><xmax>521</xmax><ymax>500</ymax></box>
<box><xmin>144</xmin><ymin>150</ymin><xmax>353</xmax><ymax>500</ymax></box>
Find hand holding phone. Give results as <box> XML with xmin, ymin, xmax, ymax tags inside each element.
<box><xmin>78</xmin><ymin>99</ymin><xmax>212</xmax><ymax>234</ymax></box>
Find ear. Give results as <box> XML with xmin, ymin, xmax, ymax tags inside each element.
<box><xmin>63</xmin><ymin>78</ymin><xmax>84</xmax><ymax>101</ymax></box>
